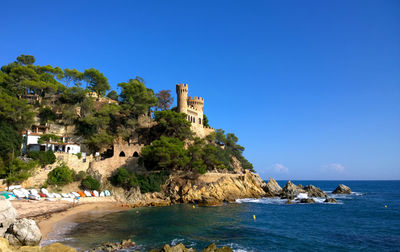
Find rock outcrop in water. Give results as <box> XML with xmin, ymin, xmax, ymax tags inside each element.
<box><xmin>150</xmin><ymin>242</ymin><xmax>233</xmax><ymax>252</ymax></box>
<box><xmin>324</xmin><ymin>198</ymin><xmax>338</xmax><ymax>203</ymax></box>
<box><xmin>262</xmin><ymin>178</ymin><xmax>282</xmax><ymax>196</ymax></box>
<box><xmin>332</xmin><ymin>184</ymin><xmax>352</xmax><ymax>194</ymax></box>
<box><xmin>303</xmin><ymin>185</ymin><xmax>327</xmax><ymax>198</ymax></box>
<box><xmin>90</xmin><ymin>239</ymin><xmax>136</xmax><ymax>252</ymax></box>
<box><xmin>280</xmin><ymin>181</ymin><xmax>305</xmax><ymax>199</ymax></box>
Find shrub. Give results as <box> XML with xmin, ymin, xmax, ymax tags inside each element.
<box><xmin>81</xmin><ymin>175</ymin><xmax>100</xmax><ymax>190</ymax></box>
<box><xmin>75</xmin><ymin>152</ymin><xmax>82</xmax><ymax>159</ymax></box>
<box><xmin>47</xmin><ymin>163</ymin><xmax>74</xmax><ymax>186</ymax></box>
<box><xmin>27</xmin><ymin>150</ymin><xmax>56</xmax><ymax>166</ymax></box>
<box><xmin>74</xmin><ymin>170</ymin><xmax>86</xmax><ymax>181</ymax></box>
<box><xmin>110</xmin><ymin>167</ymin><xmax>169</xmax><ymax>193</ymax></box>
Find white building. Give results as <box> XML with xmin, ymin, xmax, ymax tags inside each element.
<box><xmin>22</xmin><ymin>128</ymin><xmax>81</xmax><ymax>154</ymax></box>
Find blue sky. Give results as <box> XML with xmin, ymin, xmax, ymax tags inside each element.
<box><xmin>1</xmin><ymin>0</ymin><xmax>399</xmax><ymax>180</ymax></box>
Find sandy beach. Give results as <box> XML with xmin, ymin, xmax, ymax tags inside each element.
<box><xmin>11</xmin><ymin>197</ymin><xmax>128</xmax><ymax>241</ymax></box>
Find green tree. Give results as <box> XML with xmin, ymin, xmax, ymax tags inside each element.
<box><xmin>3</xmin><ymin>159</ymin><xmax>37</xmax><ymax>184</ymax></box>
<box><xmin>39</xmin><ymin>107</ymin><xmax>57</xmax><ymax>124</ymax></box>
<box><xmin>60</xmin><ymin>86</ymin><xmax>87</xmax><ymax>104</ymax></box>
<box><xmin>141</xmin><ymin>136</ymin><xmax>189</xmax><ymax>171</ymax></box>
<box><xmin>0</xmin><ymin>121</ymin><xmax>22</xmax><ymax>171</ymax></box>
<box><xmin>0</xmin><ymin>89</ymin><xmax>35</xmax><ymax>131</ymax></box>
<box><xmin>47</xmin><ymin>162</ymin><xmax>74</xmax><ymax>186</ymax></box>
<box><xmin>83</xmin><ymin>68</ymin><xmax>110</xmax><ymax>98</ymax></box>
<box><xmin>118</xmin><ymin>77</ymin><xmax>157</xmax><ymax>118</ymax></box>
<box><xmin>27</xmin><ymin>150</ymin><xmax>56</xmax><ymax>167</ymax></box>
<box><xmin>203</xmin><ymin>114</ymin><xmax>210</xmax><ymax>127</ymax></box>
<box><xmin>83</xmin><ymin>131</ymin><xmax>114</xmax><ymax>152</ymax></box>
<box><xmin>81</xmin><ymin>175</ymin><xmax>100</xmax><ymax>190</ymax></box>
<box><xmin>106</xmin><ymin>90</ymin><xmax>118</xmax><ymax>101</ymax></box>
<box><xmin>16</xmin><ymin>55</ymin><xmax>35</xmax><ymax>65</ymax></box>
<box><xmin>151</xmin><ymin>110</ymin><xmax>193</xmax><ymax>141</ymax></box>
<box><xmin>63</xmin><ymin>68</ymin><xmax>83</xmax><ymax>87</ymax></box>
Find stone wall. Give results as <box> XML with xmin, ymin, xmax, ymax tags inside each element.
<box><xmin>55</xmin><ymin>153</ymin><xmax>93</xmax><ymax>172</ymax></box>
<box><xmin>89</xmin><ymin>142</ymin><xmax>144</xmax><ymax>180</ymax></box>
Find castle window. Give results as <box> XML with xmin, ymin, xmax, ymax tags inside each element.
<box><xmin>199</xmin><ymin>118</ymin><xmax>201</xmax><ymax>124</ymax></box>
<box><xmin>119</xmin><ymin>151</ymin><xmax>126</xmax><ymax>157</ymax></box>
<box><xmin>133</xmin><ymin>151</ymin><xmax>139</xmax><ymax>157</ymax></box>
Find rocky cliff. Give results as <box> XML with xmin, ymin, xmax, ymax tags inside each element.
<box><xmin>113</xmin><ymin>170</ymin><xmax>269</xmax><ymax>206</ymax></box>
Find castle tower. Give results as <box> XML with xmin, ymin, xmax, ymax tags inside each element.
<box><xmin>176</xmin><ymin>83</ymin><xmax>188</xmax><ymax>114</ymax></box>
<box><xmin>187</xmin><ymin>96</ymin><xmax>204</xmax><ymax>111</ymax></box>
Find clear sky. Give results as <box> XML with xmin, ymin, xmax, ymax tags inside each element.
<box><xmin>1</xmin><ymin>0</ymin><xmax>399</xmax><ymax>180</ymax></box>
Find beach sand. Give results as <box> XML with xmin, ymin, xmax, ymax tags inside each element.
<box><xmin>11</xmin><ymin>197</ymin><xmax>128</xmax><ymax>241</ymax></box>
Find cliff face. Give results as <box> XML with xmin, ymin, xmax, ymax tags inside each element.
<box><xmin>162</xmin><ymin>170</ymin><xmax>268</xmax><ymax>205</ymax></box>
<box><xmin>111</xmin><ymin>170</ymin><xmax>269</xmax><ymax>206</ymax></box>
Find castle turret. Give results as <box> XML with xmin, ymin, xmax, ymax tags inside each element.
<box><xmin>176</xmin><ymin>83</ymin><xmax>188</xmax><ymax>114</ymax></box>
<box><xmin>187</xmin><ymin>96</ymin><xmax>204</xmax><ymax>111</ymax></box>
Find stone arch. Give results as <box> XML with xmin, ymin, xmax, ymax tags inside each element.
<box><xmin>119</xmin><ymin>151</ymin><xmax>126</xmax><ymax>157</ymax></box>
<box><xmin>133</xmin><ymin>151</ymin><xmax>139</xmax><ymax>157</ymax></box>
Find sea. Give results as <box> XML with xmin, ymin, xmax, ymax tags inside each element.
<box><xmin>44</xmin><ymin>181</ymin><xmax>400</xmax><ymax>251</ymax></box>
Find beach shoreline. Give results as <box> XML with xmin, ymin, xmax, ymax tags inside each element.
<box><xmin>11</xmin><ymin>198</ymin><xmax>128</xmax><ymax>241</ymax></box>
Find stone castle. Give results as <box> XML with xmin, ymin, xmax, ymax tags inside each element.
<box><xmin>176</xmin><ymin>83</ymin><xmax>214</xmax><ymax>137</ymax></box>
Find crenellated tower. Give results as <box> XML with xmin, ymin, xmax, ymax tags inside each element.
<box><xmin>176</xmin><ymin>83</ymin><xmax>188</xmax><ymax>114</ymax></box>
<box><xmin>187</xmin><ymin>96</ymin><xmax>204</xmax><ymax>111</ymax></box>
<box><xmin>175</xmin><ymin>83</ymin><xmax>214</xmax><ymax>137</ymax></box>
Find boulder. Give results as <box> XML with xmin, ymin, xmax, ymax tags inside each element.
<box><xmin>202</xmin><ymin>243</ymin><xmax>233</xmax><ymax>252</ymax></box>
<box><xmin>280</xmin><ymin>181</ymin><xmax>305</xmax><ymax>199</ymax></box>
<box><xmin>324</xmin><ymin>198</ymin><xmax>337</xmax><ymax>203</ymax></box>
<box><xmin>89</xmin><ymin>239</ymin><xmax>136</xmax><ymax>252</ymax></box>
<box><xmin>0</xmin><ymin>199</ymin><xmax>17</xmax><ymax>237</ymax></box>
<box><xmin>151</xmin><ymin>243</ymin><xmax>196</xmax><ymax>252</ymax></box>
<box><xmin>4</xmin><ymin>218</ymin><xmax>42</xmax><ymax>246</ymax></box>
<box><xmin>303</xmin><ymin>185</ymin><xmax>327</xmax><ymax>198</ymax></box>
<box><xmin>198</xmin><ymin>197</ymin><xmax>223</xmax><ymax>207</ymax></box>
<box><xmin>262</xmin><ymin>178</ymin><xmax>282</xmax><ymax>196</ymax></box>
<box><xmin>300</xmin><ymin>198</ymin><xmax>315</xmax><ymax>204</ymax></box>
<box><xmin>332</xmin><ymin>184</ymin><xmax>352</xmax><ymax>194</ymax></box>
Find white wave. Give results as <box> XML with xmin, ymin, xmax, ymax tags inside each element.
<box><xmin>236</xmin><ymin>197</ymin><xmax>343</xmax><ymax>205</ymax></box>
<box><xmin>171</xmin><ymin>238</ymin><xmax>185</xmax><ymax>246</ymax></box>
<box><xmin>236</xmin><ymin>197</ymin><xmax>287</xmax><ymax>205</ymax></box>
<box><xmin>222</xmin><ymin>242</ymin><xmax>253</xmax><ymax>252</ymax></box>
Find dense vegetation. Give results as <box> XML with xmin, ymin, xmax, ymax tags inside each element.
<box><xmin>46</xmin><ymin>163</ymin><xmax>75</xmax><ymax>186</ymax></box>
<box><xmin>81</xmin><ymin>175</ymin><xmax>101</xmax><ymax>191</ymax></box>
<box><xmin>0</xmin><ymin>54</ymin><xmax>254</xmax><ymax>186</ymax></box>
<box><xmin>111</xmin><ymin>167</ymin><xmax>169</xmax><ymax>193</ymax></box>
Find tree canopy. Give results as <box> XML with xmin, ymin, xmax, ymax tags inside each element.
<box><xmin>83</xmin><ymin>68</ymin><xmax>110</xmax><ymax>97</ymax></box>
<box><xmin>156</xmin><ymin>90</ymin><xmax>174</xmax><ymax>110</ymax></box>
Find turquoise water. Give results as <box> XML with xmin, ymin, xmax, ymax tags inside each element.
<box><xmin>56</xmin><ymin>181</ymin><xmax>400</xmax><ymax>251</ymax></box>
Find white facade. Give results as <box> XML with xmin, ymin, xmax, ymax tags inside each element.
<box><xmin>23</xmin><ymin>132</ymin><xmax>81</xmax><ymax>154</ymax></box>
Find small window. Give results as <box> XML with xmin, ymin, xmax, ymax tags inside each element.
<box><xmin>199</xmin><ymin>118</ymin><xmax>201</xmax><ymax>124</ymax></box>
<box><xmin>119</xmin><ymin>151</ymin><xmax>126</xmax><ymax>157</ymax></box>
<box><xmin>133</xmin><ymin>151</ymin><xmax>139</xmax><ymax>157</ymax></box>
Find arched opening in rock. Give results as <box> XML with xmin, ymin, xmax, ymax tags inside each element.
<box><xmin>119</xmin><ymin>151</ymin><xmax>126</xmax><ymax>157</ymax></box>
<box><xmin>133</xmin><ymin>151</ymin><xmax>139</xmax><ymax>157</ymax></box>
